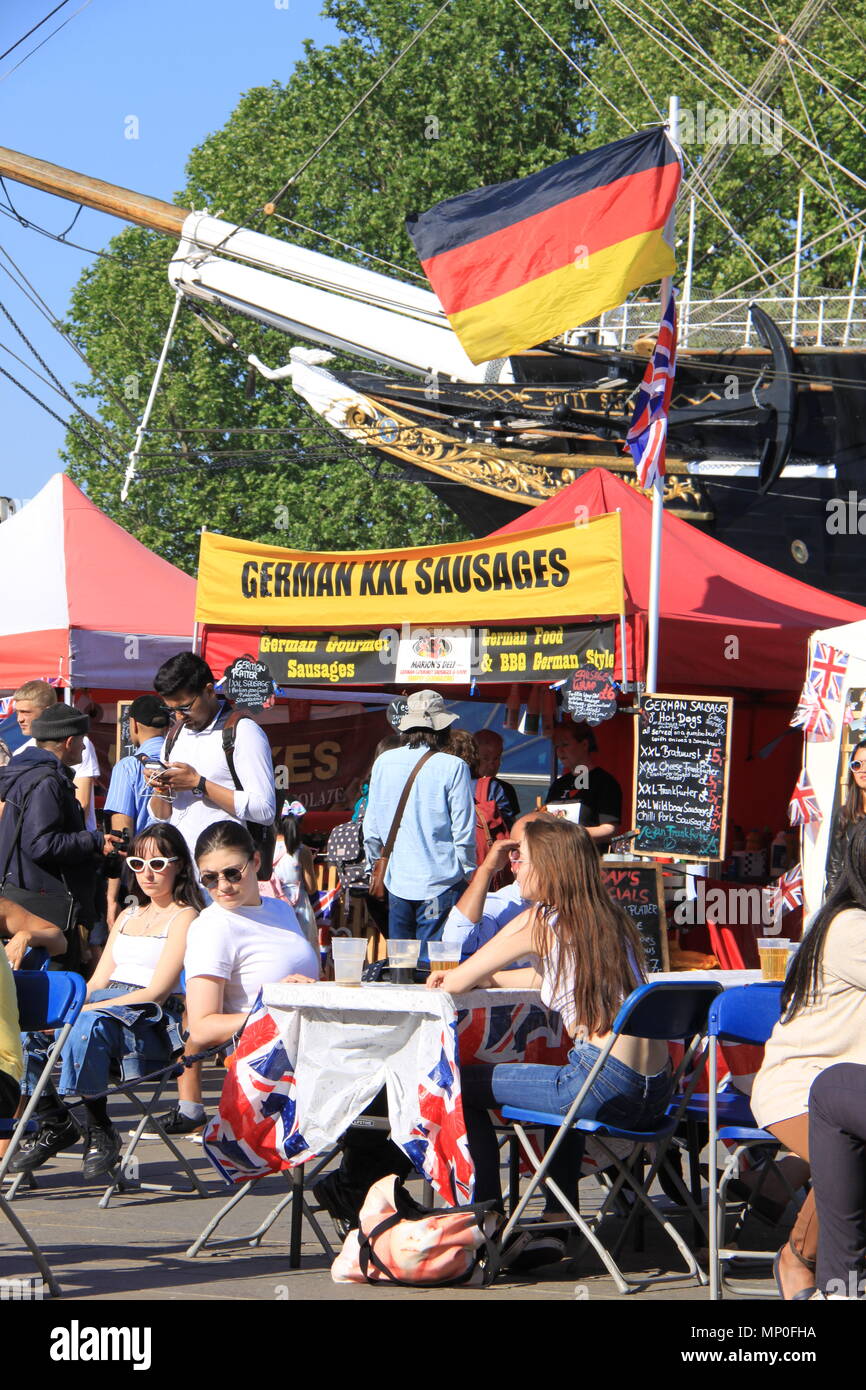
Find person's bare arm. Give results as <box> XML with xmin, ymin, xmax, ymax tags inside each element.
<box><xmin>185</xmin><ymin>975</ymin><xmax>247</xmax><ymax>1048</ymax></box>
<box><xmin>454</xmin><ymin>839</ymin><xmax>516</xmax><ymax>923</ymax></box>
<box><xmin>427</xmin><ymin>908</ymin><xmax>539</xmax><ymax>992</ymax></box>
<box><xmin>0</xmin><ymin>898</ymin><xmax>66</xmax><ymax>965</ymax></box>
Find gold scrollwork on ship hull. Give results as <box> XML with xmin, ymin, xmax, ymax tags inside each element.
<box><xmin>342</xmin><ymin>396</ymin><xmax>713</xmax><ymax>517</ymax></box>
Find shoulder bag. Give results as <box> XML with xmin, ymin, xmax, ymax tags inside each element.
<box><xmin>368</xmin><ymin>749</ymin><xmax>436</xmax><ymax>901</ymax></box>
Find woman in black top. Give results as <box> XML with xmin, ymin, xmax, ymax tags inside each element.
<box><xmin>826</xmin><ymin>738</ymin><xmax>866</xmax><ymax>892</ymax></box>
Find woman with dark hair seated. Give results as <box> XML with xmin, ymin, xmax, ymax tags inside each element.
<box><xmin>183</xmin><ymin>820</ymin><xmax>319</xmax><ymax>1055</ymax></box>
<box><xmin>751</xmin><ymin>816</ymin><xmax>866</xmax><ymax>1298</ymax></box>
<box><xmin>825</xmin><ymin>737</ymin><xmax>866</xmax><ymax>892</ymax></box>
<box><xmin>9</xmin><ymin>822</ymin><xmax>202</xmax><ymax>1180</ymax></box>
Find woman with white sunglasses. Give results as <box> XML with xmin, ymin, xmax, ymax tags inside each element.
<box><xmin>8</xmin><ymin>823</ymin><xmax>202</xmax><ymax>1181</ymax></box>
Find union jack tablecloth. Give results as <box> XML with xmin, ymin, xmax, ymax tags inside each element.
<box><xmin>203</xmin><ymin>984</ymin><xmax>569</xmax><ymax>1204</ymax></box>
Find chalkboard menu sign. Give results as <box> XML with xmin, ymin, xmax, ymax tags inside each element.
<box><xmin>223</xmin><ymin>656</ymin><xmax>275</xmax><ymax>711</ymax></box>
<box><xmin>115</xmin><ymin>700</ymin><xmax>134</xmax><ymax>763</ymax></box>
<box><xmin>565</xmin><ymin>667</ymin><xmax>618</xmax><ymax>726</ymax></box>
<box><xmin>633</xmin><ymin>694</ymin><xmax>733</xmax><ymax>862</ymax></box>
<box><xmin>601</xmin><ymin>861</ymin><xmax>669</xmax><ymax>973</ymax></box>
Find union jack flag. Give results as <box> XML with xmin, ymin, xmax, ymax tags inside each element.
<box><xmin>808</xmin><ymin>642</ymin><xmax>848</xmax><ymax>704</ymax></box>
<box><xmin>788</xmin><ymin>768</ymin><xmax>822</xmax><ymax>826</ymax></box>
<box><xmin>626</xmin><ymin>288</ymin><xmax>678</xmax><ymax>489</ymax></box>
<box><xmin>790</xmin><ymin>690</ymin><xmax>834</xmax><ymax>740</ymax></box>
<box><xmin>312</xmin><ymin>884</ymin><xmax>340</xmax><ymax>926</ymax></box>
<box><xmin>203</xmin><ymin>993</ymin><xmax>317</xmax><ymax>1185</ymax></box>
<box><xmin>771</xmin><ymin>862</ymin><xmax>804</xmax><ymax>916</ymax></box>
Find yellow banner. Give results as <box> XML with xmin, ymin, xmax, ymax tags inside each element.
<box><xmin>194</xmin><ymin>514</ymin><xmax>624</xmax><ymax>629</ymax></box>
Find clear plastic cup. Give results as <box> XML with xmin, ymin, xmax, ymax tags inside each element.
<box><xmin>758</xmin><ymin>937</ymin><xmax>791</xmax><ymax>981</ymax></box>
<box><xmin>386</xmin><ymin>938</ymin><xmax>421</xmax><ymax>984</ymax></box>
<box><xmin>428</xmin><ymin>940</ymin><xmax>462</xmax><ymax>972</ymax></box>
<box><xmin>331</xmin><ymin>936</ymin><xmax>368</xmax><ymax>987</ymax></box>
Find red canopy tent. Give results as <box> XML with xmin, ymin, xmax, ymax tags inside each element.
<box><xmin>493</xmin><ymin>469</ymin><xmax>866</xmax><ymax>693</ymax></box>
<box><xmin>0</xmin><ymin>473</ymin><xmax>195</xmax><ymax>690</ymax></box>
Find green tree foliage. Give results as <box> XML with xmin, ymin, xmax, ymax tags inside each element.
<box><xmin>66</xmin><ymin>0</ymin><xmax>866</xmax><ymax>568</ymax></box>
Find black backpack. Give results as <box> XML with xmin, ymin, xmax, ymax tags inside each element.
<box><xmin>325</xmin><ymin>819</ymin><xmax>369</xmax><ymax>893</ymax></box>
<box><xmin>164</xmin><ymin>705</ymin><xmax>277</xmax><ymax>879</ymax></box>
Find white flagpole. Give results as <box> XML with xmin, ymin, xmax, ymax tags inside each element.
<box><xmin>646</xmin><ymin>95</ymin><xmax>679</xmax><ymax>693</ymax></box>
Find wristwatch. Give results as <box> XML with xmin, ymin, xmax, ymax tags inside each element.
<box><xmin>193</xmin><ymin>775</ymin><xmax>207</xmax><ymax>797</ymax></box>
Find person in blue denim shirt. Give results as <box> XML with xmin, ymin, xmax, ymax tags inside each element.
<box><xmin>9</xmin><ymin>823</ymin><xmax>202</xmax><ymax>1181</ymax></box>
<box><xmin>428</xmin><ymin>816</ymin><xmax>673</xmax><ymax>1267</ymax></box>
<box><xmin>363</xmin><ymin>690</ymin><xmax>475</xmax><ymax>962</ymax></box>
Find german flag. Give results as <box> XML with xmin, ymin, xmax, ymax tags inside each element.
<box><xmin>406</xmin><ymin>128</ymin><xmax>681</xmax><ymax>365</ymax></box>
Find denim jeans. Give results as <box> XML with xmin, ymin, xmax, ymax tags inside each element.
<box><xmin>461</xmin><ymin>1040</ymin><xmax>675</xmax><ymax>1207</ymax></box>
<box><xmin>387</xmin><ymin>880</ymin><xmax>467</xmax><ymax>965</ymax></box>
<box><xmin>56</xmin><ymin>982</ymin><xmax>183</xmax><ymax>1098</ymax></box>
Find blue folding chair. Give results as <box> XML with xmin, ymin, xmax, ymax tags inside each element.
<box><xmin>700</xmin><ymin>982</ymin><xmax>790</xmax><ymax>1300</ymax></box>
<box><xmin>0</xmin><ymin>970</ymin><xmax>86</xmax><ymax>1297</ymax></box>
<box><xmin>499</xmin><ymin>979</ymin><xmax>722</xmax><ymax>1294</ymax></box>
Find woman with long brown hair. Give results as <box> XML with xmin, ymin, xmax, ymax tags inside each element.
<box><xmin>428</xmin><ymin>817</ymin><xmax>673</xmax><ymax>1250</ymax></box>
<box><xmin>825</xmin><ymin>736</ymin><xmax>866</xmax><ymax>890</ymax></box>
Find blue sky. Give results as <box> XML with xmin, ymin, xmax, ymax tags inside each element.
<box><xmin>0</xmin><ymin>0</ymin><xmax>340</xmax><ymax>506</ymax></box>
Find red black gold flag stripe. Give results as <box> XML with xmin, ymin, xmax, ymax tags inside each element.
<box><xmin>406</xmin><ymin>128</ymin><xmax>681</xmax><ymax>365</ymax></box>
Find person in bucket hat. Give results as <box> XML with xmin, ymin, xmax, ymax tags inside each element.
<box><xmin>315</xmin><ymin>699</ymin><xmax>475</xmax><ymax>1232</ymax></box>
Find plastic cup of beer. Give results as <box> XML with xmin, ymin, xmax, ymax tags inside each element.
<box><xmin>758</xmin><ymin>937</ymin><xmax>791</xmax><ymax>982</ymax></box>
<box><xmin>331</xmin><ymin>936</ymin><xmax>368</xmax><ymax>987</ymax></box>
<box><xmin>428</xmin><ymin>941</ymin><xmax>462</xmax><ymax>972</ymax></box>
<box><xmin>386</xmin><ymin>938</ymin><xmax>421</xmax><ymax>985</ymax></box>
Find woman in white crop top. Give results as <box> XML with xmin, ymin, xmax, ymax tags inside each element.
<box><xmin>427</xmin><ymin>816</ymin><xmax>673</xmax><ymax>1241</ymax></box>
<box><xmin>9</xmin><ymin>823</ymin><xmax>202</xmax><ymax>1183</ymax></box>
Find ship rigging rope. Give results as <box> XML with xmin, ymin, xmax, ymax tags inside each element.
<box><xmin>0</xmin><ymin>0</ymin><xmax>72</xmax><ymax>64</ymax></box>
<box><xmin>509</xmin><ymin>0</ymin><xmax>773</xmax><ymax>286</ymax></box>
<box><xmin>722</xmin><ymin>0</ymin><xmax>866</xmax><ymax>93</ymax></box>
<box><xmin>269</xmin><ymin>213</ymin><xmax>428</xmax><ymax>283</ymax></box>
<box><xmin>0</xmin><ymin>0</ymin><xmax>93</xmax><ymax>83</ymax></box>
<box><xmin>698</xmin><ymin>210</ymin><xmax>866</xmax><ymax>315</ymax></box>
<box><xmin>827</xmin><ymin>3</ymin><xmax>866</xmax><ymax>65</ymax></box>
<box><xmin>0</xmin><ymin>295</ymin><xmax>126</xmax><ymax>463</ymax></box>
<box><xmin>264</xmin><ymin>0</ymin><xmax>456</xmax><ymax>211</ymax></box>
<box><xmin>606</xmin><ymin>0</ymin><xmax>866</xmax><ymax>199</ymax></box>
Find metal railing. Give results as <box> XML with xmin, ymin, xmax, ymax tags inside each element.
<box><xmin>564</xmin><ymin>293</ymin><xmax>866</xmax><ymax>352</ymax></box>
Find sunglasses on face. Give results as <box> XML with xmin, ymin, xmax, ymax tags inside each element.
<box><xmin>851</xmin><ymin>760</ymin><xmax>866</xmax><ymax>771</ymax></box>
<box><xmin>127</xmin><ymin>856</ymin><xmax>178</xmax><ymax>873</ymax></box>
<box><xmin>170</xmin><ymin>697</ymin><xmax>199</xmax><ymax>716</ymax></box>
<box><xmin>199</xmin><ymin>860</ymin><xmax>251</xmax><ymax>891</ymax></box>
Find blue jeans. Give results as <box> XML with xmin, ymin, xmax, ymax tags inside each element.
<box><xmin>56</xmin><ymin>982</ymin><xmax>184</xmax><ymax>1098</ymax></box>
<box><xmin>387</xmin><ymin>880</ymin><xmax>467</xmax><ymax>965</ymax></box>
<box><xmin>461</xmin><ymin>1041</ymin><xmax>675</xmax><ymax>1208</ymax></box>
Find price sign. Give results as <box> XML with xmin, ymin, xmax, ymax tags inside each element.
<box><xmin>633</xmin><ymin>694</ymin><xmax>733</xmax><ymax>862</ymax></box>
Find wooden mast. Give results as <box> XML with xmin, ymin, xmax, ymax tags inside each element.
<box><xmin>0</xmin><ymin>145</ymin><xmax>186</xmax><ymax>236</ymax></box>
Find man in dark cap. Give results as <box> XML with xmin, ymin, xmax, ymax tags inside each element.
<box><xmin>0</xmin><ymin>705</ymin><xmax>122</xmax><ymax>1169</ymax></box>
<box><xmin>0</xmin><ymin>704</ymin><xmax>118</xmax><ymax>916</ymax></box>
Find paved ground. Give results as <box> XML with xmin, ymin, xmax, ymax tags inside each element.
<box><xmin>2</xmin><ymin>1066</ymin><xmax>785</xmax><ymax>1309</ymax></box>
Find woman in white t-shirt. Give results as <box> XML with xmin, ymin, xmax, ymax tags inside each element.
<box><xmin>184</xmin><ymin>821</ymin><xmax>319</xmax><ymax>1053</ymax></box>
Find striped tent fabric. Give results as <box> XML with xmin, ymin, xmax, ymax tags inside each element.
<box><xmin>407</xmin><ymin>127</ymin><xmax>681</xmax><ymax>364</ymax></box>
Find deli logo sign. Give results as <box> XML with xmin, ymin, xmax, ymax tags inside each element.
<box><xmin>50</xmin><ymin>1320</ymin><xmax>152</xmax><ymax>1371</ymax></box>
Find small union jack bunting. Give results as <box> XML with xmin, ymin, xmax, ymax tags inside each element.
<box><xmin>790</xmin><ymin>690</ymin><xmax>834</xmax><ymax>740</ymax></box>
<box><xmin>771</xmin><ymin>862</ymin><xmax>804</xmax><ymax>916</ymax></box>
<box><xmin>788</xmin><ymin>769</ymin><xmax>822</xmax><ymax>826</ymax></box>
<box><xmin>808</xmin><ymin>642</ymin><xmax>848</xmax><ymax>704</ymax></box>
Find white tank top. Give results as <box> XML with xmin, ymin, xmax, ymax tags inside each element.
<box><xmin>110</xmin><ymin>905</ymin><xmax>188</xmax><ymax>990</ymax></box>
